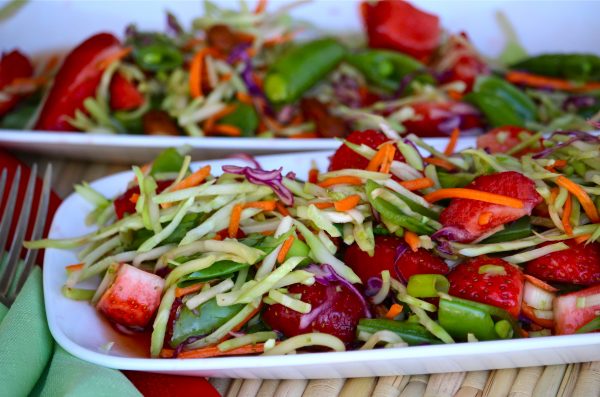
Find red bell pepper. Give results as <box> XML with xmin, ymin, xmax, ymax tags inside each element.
<box><xmin>0</xmin><ymin>50</ymin><xmax>34</xmax><ymax>117</ymax></box>
<box><xmin>34</xmin><ymin>32</ymin><xmax>123</xmax><ymax>131</ymax></box>
<box><xmin>403</xmin><ymin>101</ymin><xmax>484</xmax><ymax>137</ymax></box>
<box><xmin>109</xmin><ymin>72</ymin><xmax>145</xmax><ymax>111</ymax></box>
<box><xmin>361</xmin><ymin>0</ymin><xmax>441</xmax><ymax>62</ymax></box>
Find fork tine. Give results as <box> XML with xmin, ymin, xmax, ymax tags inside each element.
<box><xmin>0</xmin><ymin>167</ymin><xmax>21</xmax><ymax>253</ymax></box>
<box><xmin>0</xmin><ymin>164</ymin><xmax>37</xmax><ymax>298</ymax></box>
<box><xmin>0</xmin><ymin>169</ymin><xmax>7</xmax><ymax>207</ymax></box>
<box><xmin>14</xmin><ymin>164</ymin><xmax>52</xmax><ymax>295</ymax></box>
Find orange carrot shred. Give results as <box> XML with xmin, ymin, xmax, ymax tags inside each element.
<box><xmin>379</xmin><ymin>144</ymin><xmax>396</xmax><ymax>174</ymax></box>
<box><xmin>506</xmin><ymin>70</ymin><xmax>600</xmax><ymax>93</ymax></box>
<box><xmin>175</xmin><ymin>165</ymin><xmax>212</xmax><ymax>191</ymax></box>
<box><xmin>574</xmin><ymin>233</ymin><xmax>592</xmax><ymax>245</ymax></box>
<box><xmin>289</xmin><ymin>132</ymin><xmax>318</xmax><ymax>139</ymax></box>
<box><xmin>399</xmin><ymin>177</ymin><xmax>434</xmax><ymax>191</ymax></box>
<box><xmin>424</xmin><ymin>188</ymin><xmax>524</xmax><ymax>209</ymax></box>
<box><xmin>404</xmin><ymin>231</ymin><xmax>420</xmax><ymax>252</ymax></box>
<box><xmin>312</xmin><ymin>202</ymin><xmax>334</xmax><ymax>209</ymax></box>
<box><xmin>236</xmin><ymin>91</ymin><xmax>253</xmax><ymax>105</ymax></box>
<box><xmin>524</xmin><ymin>274</ymin><xmax>559</xmax><ymax>293</ymax></box>
<box><xmin>189</xmin><ymin>47</ymin><xmax>221</xmax><ymax>98</ymax></box>
<box><xmin>97</xmin><ymin>47</ymin><xmax>132</xmax><ymax>70</ymax></box>
<box><xmin>385</xmin><ymin>303</ymin><xmax>404</xmax><ymax>319</ymax></box>
<box><xmin>478</xmin><ymin>211</ymin><xmax>493</xmax><ymax>226</ymax></box>
<box><xmin>228</xmin><ymin>204</ymin><xmax>244</xmax><ymax>238</ymax></box>
<box><xmin>276</xmin><ymin>201</ymin><xmax>290</xmax><ymax>216</ymax></box>
<box><xmin>65</xmin><ymin>263</ymin><xmax>84</xmax><ymax>272</ymax></box>
<box><xmin>367</xmin><ymin>144</ymin><xmax>390</xmax><ymax>172</ymax></box>
<box><xmin>244</xmin><ymin>200</ymin><xmax>277</xmax><ymax>211</ymax></box>
<box><xmin>254</xmin><ymin>0</ymin><xmax>267</xmax><ymax>13</ymax></box>
<box><xmin>423</xmin><ymin>157</ymin><xmax>456</xmax><ymax>171</ymax></box>
<box><xmin>555</xmin><ymin>175</ymin><xmax>600</xmax><ymax>223</ymax></box>
<box><xmin>175</xmin><ymin>283</ymin><xmax>205</xmax><ymax>298</ymax></box>
<box><xmin>318</xmin><ymin>176</ymin><xmax>362</xmax><ymax>188</ymax></box>
<box><xmin>308</xmin><ymin>168</ymin><xmax>319</xmax><ymax>184</ymax></box>
<box><xmin>210</xmin><ymin>124</ymin><xmax>242</xmax><ymax>137</ymax></box>
<box><xmin>129</xmin><ymin>193</ymin><xmax>139</xmax><ymax>204</ymax></box>
<box><xmin>334</xmin><ymin>195</ymin><xmax>361</xmax><ymax>211</ymax></box>
<box><xmin>277</xmin><ymin>235</ymin><xmax>295</xmax><ymax>263</ymax></box>
<box><xmin>444</xmin><ymin>128</ymin><xmax>460</xmax><ymax>155</ymax></box>
<box><xmin>204</xmin><ymin>105</ymin><xmax>237</xmax><ymax>132</ymax></box>
<box><xmin>562</xmin><ymin>193</ymin><xmax>574</xmax><ymax>236</ymax></box>
<box><xmin>260</xmin><ymin>230</ymin><xmax>275</xmax><ymax>236</ymax></box>
<box><xmin>164</xmin><ymin>342</ymin><xmax>269</xmax><ymax>359</ymax></box>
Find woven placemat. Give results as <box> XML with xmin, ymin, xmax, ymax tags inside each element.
<box><xmin>24</xmin><ymin>155</ymin><xmax>600</xmax><ymax>397</ymax></box>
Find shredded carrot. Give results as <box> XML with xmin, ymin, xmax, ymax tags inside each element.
<box><xmin>228</xmin><ymin>204</ymin><xmax>244</xmax><ymax>238</ymax></box>
<box><xmin>379</xmin><ymin>144</ymin><xmax>396</xmax><ymax>174</ymax></box>
<box><xmin>423</xmin><ymin>157</ymin><xmax>456</xmax><ymax>171</ymax></box>
<box><xmin>555</xmin><ymin>175</ymin><xmax>600</xmax><ymax>223</ymax></box>
<box><xmin>162</xmin><ymin>342</ymin><xmax>269</xmax><ymax>359</ymax></box>
<box><xmin>129</xmin><ymin>193</ymin><xmax>139</xmax><ymax>204</ymax></box>
<box><xmin>254</xmin><ymin>0</ymin><xmax>267</xmax><ymax>13</ymax></box>
<box><xmin>308</xmin><ymin>168</ymin><xmax>319</xmax><ymax>184</ymax></box>
<box><xmin>399</xmin><ymin>177</ymin><xmax>434</xmax><ymax>191</ymax></box>
<box><xmin>243</xmin><ymin>200</ymin><xmax>277</xmax><ymax>211</ymax></box>
<box><xmin>447</xmin><ymin>90</ymin><xmax>463</xmax><ymax>101</ymax></box>
<box><xmin>574</xmin><ymin>233</ymin><xmax>592</xmax><ymax>245</ymax></box>
<box><xmin>521</xmin><ymin>302</ymin><xmax>554</xmax><ymax>329</ymax></box>
<box><xmin>506</xmin><ymin>70</ymin><xmax>600</xmax><ymax>93</ymax></box>
<box><xmin>213</xmin><ymin>233</ymin><xmax>223</xmax><ymax>241</ymax></box>
<box><xmin>444</xmin><ymin>128</ymin><xmax>460</xmax><ymax>155</ymax></box>
<box><xmin>549</xmin><ymin>187</ymin><xmax>559</xmax><ymax>204</ymax></box>
<box><xmin>260</xmin><ymin>230</ymin><xmax>275</xmax><ymax>236</ymax></box>
<box><xmin>289</xmin><ymin>132</ymin><xmax>318</xmax><ymax>139</ymax></box>
<box><xmin>404</xmin><ymin>231</ymin><xmax>420</xmax><ymax>252</ymax></box>
<box><xmin>189</xmin><ymin>47</ymin><xmax>221</xmax><ymax>98</ymax></box>
<box><xmin>175</xmin><ymin>283</ymin><xmax>205</xmax><ymax>298</ymax></box>
<box><xmin>367</xmin><ymin>143</ymin><xmax>390</xmax><ymax>172</ymax></box>
<box><xmin>312</xmin><ymin>202</ymin><xmax>334</xmax><ymax>209</ymax></box>
<box><xmin>96</xmin><ymin>47</ymin><xmax>132</xmax><ymax>70</ymax></box>
<box><xmin>277</xmin><ymin>235</ymin><xmax>295</xmax><ymax>263</ymax></box>
<box><xmin>235</xmin><ymin>31</ymin><xmax>255</xmax><ymax>44</ymax></box>
<box><xmin>65</xmin><ymin>263</ymin><xmax>84</xmax><ymax>272</ymax></box>
<box><xmin>562</xmin><ymin>193</ymin><xmax>574</xmax><ymax>236</ymax></box>
<box><xmin>203</xmin><ymin>104</ymin><xmax>237</xmax><ymax>132</ymax></box>
<box><xmin>210</xmin><ymin>124</ymin><xmax>242</xmax><ymax>137</ymax></box>
<box><xmin>544</xmin><ymin>160</ymin><xmax>567</xmax><ymax>173</ymax></box>
<box><xmin>275</xmin><ymin>201</ymin><xmax>290</xmax><ymax>216</ymax></box>
<box><xmin>318</xmin><ymin>176</ymin><xmax>362</xmax><ymax>188</ymax></box>
<box><xmin>424</xmin><ymin>188</ymin><xmax>524</xmax><ymax>209</ymax></box>
<box><xmin>334</xmin><ymin>195</ymin><xmax>361</xmax><ymax>211</ymax></box>
<box><xmin>236</xmin><ymin>91</ymin><xmax>253</xmax><ymax>105</ymax></box>
<box><xmin>174</xmin><ymin>165</ymin><xmax>212</xmax><ymax>191</ymax></box>
<box><xmin>524</xmin><ymin>274</ymin><xmax>559</xmax><ymax>293</ymax></box>
<box><xmin>385</xmin><ymin>303</ymin><xmax>404</xmax><ymax>319</ymax></box>
<box><xmin>478</xmin><ymin>211</ymin><xmax>493</xmax><ymax>226</ymax></box>
<box><xmin>290</xmin><ymin>114</ymin><xmax>305</xmax><ymax>126</ymax></box>
<box><xmin>220</xmin><ymin>73</ymin><xmax>232</xmax><ymax>82</ymax></box>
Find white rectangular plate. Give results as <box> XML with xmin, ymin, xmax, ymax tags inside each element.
<box><xmin>43</xmin><ymin>144</ymin><xmax>600</xmax><ymax>378</ymax></box>
<box><xmin>3</xmin><ymin>1</ymin><xmax>600</xmax><ymax>163</ymax></box>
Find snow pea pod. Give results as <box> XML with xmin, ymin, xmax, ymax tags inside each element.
<box><xmin>357</xmin><ymin>318</ymin><xmax>442</xmax><ymax>346</ymax></box>
<box><xmin>511</xmin><ymin>53</ymin><xmax>600</xmax><ymax>83</ymax></box>
<box><xmin>264</xmin><ymin>38</ymin><xmax>347</xmax><ymax>104</ymax></box>
<box><xmin>217</xmin><ymin>101</ymin><xmax>259</xmax><ymax>137</ymax></box>
<box><xmin>480</xmin><ymin>216</ymin><xmax>531</xmax><ymax>244</ymax></box>
<box><xmin>465</xmin><ymin>76</ymin><xmax>537</xmax><ymax>127</ymax></box>
<box><xmin>346</xmin><ymin>49</ymin><xmax>434</xmax><ymax>92</ymax></box>
<box><xmin>179</xmin><ymin>260</ymin><xmax>251</xmax><ymax>285</ymax></box>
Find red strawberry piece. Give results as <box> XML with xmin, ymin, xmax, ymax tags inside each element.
<box><xmin>113</xmin><ymin>179</ymin><xmax>174</xmax><ymax>219</ymax></box>
<box><xmin>97</xmin><ymin>263</ymin><xmax>165</xmax><ymax>328</ymax></box>
<box><xmin>262</xmin><ymin>280</ymin><xmax>365</xmax><ymax>344</ymax></box>
<box><xmin>344</xmin><ymin>235</ymin><xmax>449</xmax><ymax>284</ymax></box>
<box><xmin>448</xmin><ymin>256</ymin><xmax>524</xmax><ymax>317</ymax></box>
<box><xmin>436</xmin><ymin>32</ymin><xmax>489</xmax><ymax>93</ymax></box>
<box><xmin>525</xmin><ymin>240</ymin><xmax>600</xmax><ymax>285</ymax></box>
<box><xmin>329</xmin><ymin>130</ymin><xmax>404</xmax><ymax>171</ymax></box>
<box><xmin>0</xmin><ymin>49</ymin><xmax>34</xmax><ymax>117</ymax></box>
<box><xmin>476</xmin><ymin>126</ymin><xmax>543</xmax><ymax>157</ymax></box>
<box><xmin>109</xmin><ymin>72</ymin><xmax>145</xmax><ymax>111</ymax></box>
<box><xmin>438</xmin><ymin>171</ymin><xmax>543</xmax><ymax>243</ymax></box>
<box><xmin>402</xmin><ymin>101</ymin><xmax>483</xmax><ymax>137</ymax></box>
<box><xmin>554</xmin><ymin>284</ymin><xmax>600</xmax><ymax>335</ymax></box>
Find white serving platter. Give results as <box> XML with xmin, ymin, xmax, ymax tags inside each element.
<box><xmin>2</xmin><ymin>0</ymin><xmax>600</xmax><ymax>163</ymax></box>
<box><xmin>43</xmin><ymin>146</ymin><xmax>600</xmax><ymax>379</ymax></box>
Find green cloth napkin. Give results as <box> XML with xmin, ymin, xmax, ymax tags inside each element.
<box><xmin>0</xmin><ymin>267</ymin><xmax>142</xmax><ymax>397</ymax></box>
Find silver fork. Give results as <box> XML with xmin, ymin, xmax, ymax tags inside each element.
<box><xmin>0</xmin><ymin>164</ymin><xmax>52</xmax><ymax>307</ymax></box>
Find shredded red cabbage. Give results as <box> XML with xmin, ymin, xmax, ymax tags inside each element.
<box><xmin>166</xmin><ymin>12</ymin><xmax>184</xmax><ymax>36</ymax></box>
<box><xmin>228</xmin><ymin>153</ymin><xmax>262</xmax><ymax>169</ymax></box>
<box><xmin>306</xmin><ymin>264</ymin><xmax>372</xmax><ymax>318</ymax></box>
<box><xmin>533</xmin><ymin>131</ymin><xmax>600</xmax><ymax>159</ymax></box>
<box><xmin>393</xmin><ymin>243</ymin><xmax>409</xmax><ymax>282</ymax></box>
<box><xmin>365</xmin><ymin>276</ymin><xmax>383</xmax><ymax>297</ymax></box>
<box><xmin>221</xmin><ymin>165</ymin><xmax>294</xmax><ymax>205</ymax></box>
<box><xmin>431</xmin><ymin>226</ymin><xmax>471</xmax><ymax>244</ymax></box>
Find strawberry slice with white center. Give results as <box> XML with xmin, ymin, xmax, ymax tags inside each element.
<box><xmin>97</xmin><ymin>264</ymin><xmax>165</xmax><ymax>328</ymax></box>
<box><xmin>554</xmin><ymin>284</ymin><xmax>600</xmax><ymax>335</ymax></box>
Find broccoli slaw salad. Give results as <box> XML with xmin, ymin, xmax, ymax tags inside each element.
<box><xmin>27</xmin><ymin>127</ymin><xmax>600</xmax><ymax>360</ymax></box>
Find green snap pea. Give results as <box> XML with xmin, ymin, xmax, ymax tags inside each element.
<box><xmin>134</xmin><ymin>43</ymin><xmax>184</xmax><ymax>72</ymax></box>
<box><xmin>481</xmin><ymin>216</ymin><xmax>531</xmax><ymax>244</ymax></box>
<box><xmin>511</xmin><ymin>53</ymin><xmax>600</xmax><ymax>83</ymax></box>
<box><xmin>218</xmin><ymin>101</ymin><xmax>259</xmax><ymax>137</ymax></box>
<box><xmin>357</xmin><ymin>318</ymin><xmax>442</xmax><ymax>346</ymax></box>
<box><xmin>264</xmin><ymin>38</ymin><xmax>346</xmax><ymax>104</ymax></box>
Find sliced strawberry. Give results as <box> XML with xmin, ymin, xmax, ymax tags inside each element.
<box><xmin>525</xmin><ymin>240</ymin><xmax>600</xmax><ymax>285</ymax></box>
<box><xmin>438</xmin><ymin>171</ymin><xmax>542</xmax><ymax>243</ymax></box>
<box><xmin>0</xmin><ymin>49</ymin><xmax>34</xmax><ymax>116</ymax></box>
<box><xmin>328</xmin><ymin>130</ymin><xmax>404</xmax><ymax>171</ymax></box>
<box><xmin>554</xmin><ymin>284</ymin><xmax>600</xmax><ymax>335</ymax></box>
<box><xmin>436</xmin><ymin>32</ymin><xmax>489</xmax><ymax>93</ymax></box>
<box><xmin>476</xmin><ymin>126</ymin><xmax>543</xmax><ymax>157</ymax></box>
<box><xmin>113</xmin><ymin>179</ymin><xmax>174</xmax><ymax>219</ymax></box>
<box><xmin>97</xmin><ymin>263</ymin><xmax>165</xmax><ymax>328</ymax></box>
<box><xmin>262</xmin><ymin>279</ymin><xmax>365</xmax><ymax>344</ymax></box>
<box><xmin>448</xmin><ymin>256</ymin><xmax>524</xmax><ymax>317</ymax></box>
<box><xmin>344</xmin><ymin>235</ymin><xmax>448</xmax><ymax>284</ymax></box>
<box><xmin>402</xmin><ymin>101</ymin><xmax>483</xmax><ymax>137</ymax></box>
<box><xmin>109</xmin><ymin>72</ymin><xmax>145</xmax><ymax>111</ymax></box>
